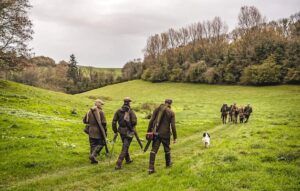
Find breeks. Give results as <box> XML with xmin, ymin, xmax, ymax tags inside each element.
<box><xmin>116</xmin><ymin>135</ymin><xmax>133</xmax><ymax>166</ymax></box>
<box><xmin>89</xmin><ymin>137</ymin><xmax>105</xmax><ymax>156</ymax></box>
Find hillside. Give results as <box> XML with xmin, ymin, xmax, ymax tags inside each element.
<box><xmin>79</xmin><ymin>66</ymin><xmax>122</xmax><ymax>79</ymax></box>
<box><xmin>0</xmin><ymin>80</ymin><xmax>299</xmax><ymax>190</ymax></box>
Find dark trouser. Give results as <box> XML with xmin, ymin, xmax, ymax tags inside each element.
<box><xmin>116</xmin><ymin>134</ymin><xmax>133</xmax><ymax>167</ymax></box>
<box><xmin>244</xmin><ymin>114</ymin><xmax>250</xmax><ymax>123</ymax></box>
<box><xmin>221</xmin><ymin>113</ymin><xmax>227</xmax><ymax>124</ymax></box>
<box><xmin>234</xmin><ymin>113</ymin><xmax>238</xmax><ymax>124</ymax></box>
<box><xmin>229</xmin><ymin>113</ymin><xmax>233</xmax><ymax>122</ymax></box>
<box><xmin>89</xmin><ymin>137</ymin><xmax>105</xmax><ymax>157</ymax></box>
<box><xmin>239</xmin><ymin>116</ymin><xmax>244</xmax><ymax>123</ymax></box>
<box><xmin>149</xmin><ymin>137</ymin><xmax>171</xmax><ymax>171</ymax></box>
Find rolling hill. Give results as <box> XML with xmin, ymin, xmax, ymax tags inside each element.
<box><xmin>0</xmin><ymin>80</ymin><xmax>299</xmax><ymax>190</ymax></box>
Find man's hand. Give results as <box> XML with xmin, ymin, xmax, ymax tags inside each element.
<box><xmin>173</xmin><ymin>139</ymin><xmax>177</xmax><ymax>144</ymax></box>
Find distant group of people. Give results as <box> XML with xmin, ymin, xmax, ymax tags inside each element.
<box><xmin>220</xmin><ymin>103</ymin><xmax>253</xmax><ymax>124</ymax></box>
<box><xmin>83</xmin><ymin>98</ymin><xmax>176</xmax><ymax>174</ymax></box>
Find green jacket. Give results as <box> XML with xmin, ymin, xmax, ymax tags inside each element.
<box><xmin>244</xmin><ymin>106</ymin><xmax>253</xmax><ymax>115</ymax></box>
<box><xmin>147</xmin><ymin>104</ymin><xmax>177</xmax><ymax>140</ymax></box>
<box><xmin>112</xmin><ymin>105</ymin><xmax>137</xmax><ymax>135</ymax></box>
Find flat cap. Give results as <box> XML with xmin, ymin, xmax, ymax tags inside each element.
<box><xmin>95</xmin><ymin>99</ymin><xmax>104</xmax><ymax>105</ymax></box>
<box><xmin>165</xmin><ymin>99</ymin><xmax>173</xmax><ymax>104</ymax></box>
<box><xmin>124</xmin><ymin>97</ymin><xmax>132</xmax><ymax>102</ymax></box>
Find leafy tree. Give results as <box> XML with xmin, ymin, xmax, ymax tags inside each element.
<box><xmin>124</xmin><ymin>6</ymin><xmax>299</xmax><ymax>86</ymax></box>
<box><xmin>122</xmin><ymin>59</ymin><xmax>143</xmax><ymax>80</ymax></box>
<box><xmin>0</xmin><ymin>0</ymin><xmax>33</xmax><ymax>78</ymax></box>
<box><xmin>0</xmin><ymin>0</ymin><xmax>33</xmax><ymax>54</ymax></box>
<box><xmin>240</xmin><ymin>56</ymin><xmax>282</xmax><ymax>85</ymax></box>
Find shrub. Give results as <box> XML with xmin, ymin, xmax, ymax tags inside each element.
<box><xmin>240</xmin><ymin>56</ymin><xmax>282</xmax><ymax>85</ymax></box>
<box><xmin>203</xmin><ymin>67</ymin><xmax>219</xmax><ymax>84</ymax></box>
<box><xmin>284</xmin><ymin>68</ymin><xmax>300</xmax><ymax>84</ymax></box>
<box><xmin>185</xmin><ymin>61</ymin><xmax>207</xmax><ymax>82</ymax></box>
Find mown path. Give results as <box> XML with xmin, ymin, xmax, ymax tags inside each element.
<box><xmin>7</xmin><ymin>123</ymin><xmax>236</xmax><ymax>190</ymax></box>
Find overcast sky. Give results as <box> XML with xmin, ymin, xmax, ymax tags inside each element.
<box><xmin>29</xmin><ymin>0</ymin><xmax>299</xmax><ymax>68</ymax></box>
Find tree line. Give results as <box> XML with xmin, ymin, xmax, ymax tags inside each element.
<box><xmin>1</xmin><ymin>54</ymin><xmax>123</xmax><ymax>93</ymax></box>
<box><xmin>123</xmin><ymin>6</ymin><xmax>300</xmax><ymax>85</ymax></box>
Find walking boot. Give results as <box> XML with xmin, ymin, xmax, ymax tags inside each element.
<box><xmin>89</xmin><ymin>155</ymin><xmax>98</xmax><ymax>164</ymax></box>
<box><xmin>165</xmin><ymin>152</ymin><xmax>172</xmax><ymax>168</ymax></box>
<box><xmin>125</xmin><ymin>153</ymin><xmax>133</xmax><ymax>164</ymax></box>
<box><xmin>115</xmin><ymin>158</ymin><xmax>123</xmax><ymax>170</ymax></box>
<box><xmin>149</xmin><ymin>151</ymin><xmax>156</xmax><ymax>174</ymax></box>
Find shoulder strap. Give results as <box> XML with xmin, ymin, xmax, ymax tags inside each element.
<box><xmin>91</xmin><ymin>108</ymin><xmax>102</xmax><ymax>123</ymax></box>
<box><xmin>124</xmin><ymin>109</ymin><xmax>130</xmax><ymax>122</ymax></box>
<box><xmin>90</xmin><ymin>109</ymin><xmax>106</xmax><ymax>138</ymax></box>
<box><xmin>85</xmin><ymin>110</ymin><xmax>90</xmax><ymax>123</ymax></box>
<box><xmin>154</xmin><ymin>105</ymin><xmax>168</xmax><ymax>132</ymax></box>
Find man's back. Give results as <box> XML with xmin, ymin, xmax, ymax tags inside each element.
<box><xmin>150</xmin><ymin>105</ymin><xmax>176</xmax><ymax>139</ymax></box>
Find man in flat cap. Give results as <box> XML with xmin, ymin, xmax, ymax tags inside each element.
<box><xmin>112</xmin><ymin>97</ymin><xmax>137</xmax><ymax>170</ymax></box>
<box><xmin>147</xmin><ymin>99</ymin><xmax>177</xmax><ymax>174</ymax></box>
<box><xmin>83</xmin><ymin>99</ymin><xmax>107</xmax><ymax>164</ymax></box>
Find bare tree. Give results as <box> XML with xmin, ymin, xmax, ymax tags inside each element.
<box><xmin>160</xmin><ymin>32</ymin><xmax>169</xmax><ymax>52</ymax></box>
<box><xmin>196</xmin><ymin>22</ymin><xmax>204</xmax><ymax>41</ymax></box>
<box><xmin>179</xmin><ymin>27</ymin><xmax>190</xmax><ymax>46</ymax></box>
<box><xmin>188</xmin><ymin>23</ymin><xmax>198</xmax><ymax>45</ymax></box>
<box><xmin>238</xmin><ymin>6</ymin><xmax>265</xmax><ymax>31</ymax></box>
<box><xmin>168</xmin><ymin>28</ymin><xmax>177</xmax><ymax>48</ymax></box>
<box><xmin>211</xmin><ymin>17</ymin><xmax>228</xmax><ymax>42</ymax></box>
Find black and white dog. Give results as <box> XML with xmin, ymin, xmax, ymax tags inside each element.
<box><xmin>202</xmin><ymin>132</ymin><xmax>211</xmax><ymax>148</ymax></box>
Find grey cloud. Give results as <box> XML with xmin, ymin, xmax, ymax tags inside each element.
<box><xmin>29</xmin><ymin>0</ymin><xmax>300</xmax><ymax>67</ymax></box>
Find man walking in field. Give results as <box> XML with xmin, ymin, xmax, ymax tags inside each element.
<box><xmin>230</xmin><ymin>103</ymin><xmax>239</xmax><ymax>124</ymax></box>
<box><xmin>83</xmin><ymin>99</ymin><xmax>107</xmax><ymax>164</ymax></box>
<box><xmin>239</xmin><ymin>105</ymin><xmax>245</xmax><ymax>123</ymax></box>
<box><xmin>220</xmin><ymin>103</ymin><xmax>228</xmax><ymax>124</ymax></box>
<box><xmin>244</xmin><ymin>104</ymin><xmax>253</xmax><ymax>123</ymax></box>
<box><xmin>147</xmin><ymin>99</ymin><xmax>177</xmax><ymax>174</ymax></box>
<box><xmin>228</xmin><ymin>104</ymin><xmax>233</xmax><ymax>122</ymax></box>
<box><xmin>112</xmin><ymin>97</ymin><xmax>137</xmax><ymax>170</ymax></box>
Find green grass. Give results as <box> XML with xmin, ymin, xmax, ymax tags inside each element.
<box><xmin>0</xmin><ymin>80</ymin><xmax>299</xmax><ymax>190</ymax></box>
<box><xmin>79</xmin><ymin>66</ymin><xmax>122</xmax><ymax>78</ymax></box>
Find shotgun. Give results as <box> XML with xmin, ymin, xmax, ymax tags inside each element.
<box><xmin>91</xmin><ymin>109</ymin><xmax>109</xmax><ymax>155</ymax></box>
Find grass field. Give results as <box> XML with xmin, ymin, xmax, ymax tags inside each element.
<box><xmin>79</xmin><ymin>66</ymin><xmax>122</xmax><ymax>79</ymax></box>
<box><xmin>0</xmin><ymin>80</ymin><xmax>299</xmax><ymax>190</ymax></box>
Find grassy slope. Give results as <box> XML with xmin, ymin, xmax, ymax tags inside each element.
<box><xmin>0</xmin><ymin>80</ymin><xmax>299</xmax><ymax>191</ymax></box>
<box><xmin>79</xmin><ymin>66</ymin><xmax>122</xmax><ymax>78</ymax></box>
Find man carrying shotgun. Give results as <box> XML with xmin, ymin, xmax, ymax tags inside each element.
<box><xmin>146</xmin><ymin>99</ymin><xmax>177</xmax><ymax>174</ymax></box>
<box><xmin>112</xmin><ymin>97</ymin><xmax>138</xmax><ymax>170</ymax></box>
<box><xmin>83</xmin><ymin>99</ymin><xmax>108</xmax><ymax>164</ymax></box>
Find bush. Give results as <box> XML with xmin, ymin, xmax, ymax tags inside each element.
<box><xmin>284</xmin><ymin>68</ymin><xmax>300</xmax><ymax>84</ymax></box>
<box><xmin>122</xmin><ymin>60</ymin><xmax>143</xmax><ymax>80</ymax></box>
<box><xmin>240</xmin><ymin>56</ymin><xmax>282</xmax><ymax>85</ymax></box>
<box><xmin>149</xmin><ymin>68</ymin><xmax>168</xmax><ymax>82</ymax></box>
<box><xmin>169</xmin><ymin>67</ymin><xmax>183</xmax><ymax>82</ymax></box>
<box><xmin>13</xmin><ymin>67</ymin><xmax>40</xmax><ymax>86</ymax></box>
<box><xmin>185</xmin><ymin>61</ymin><xmax>207</xmax><ymax>82</ymax></box>
<box><xmin>141</xmin><ymin>68</ymin><xmax>152</xmax><ymax>81</ymax></box>
<box><xmin>203</xmin><ymin>67</ymin><xmax>219</xmax><ymax>84</ymax></box>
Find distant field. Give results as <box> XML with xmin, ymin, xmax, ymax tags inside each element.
<box><xmin>0</xmin><ymin>80</ymin><xmax>299</xmax><ymax>190</ymax></box>
<box><xmin>79</xmin><ymin>66</ymin><xmax>122</xmax><ymax>78</ymax></box>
